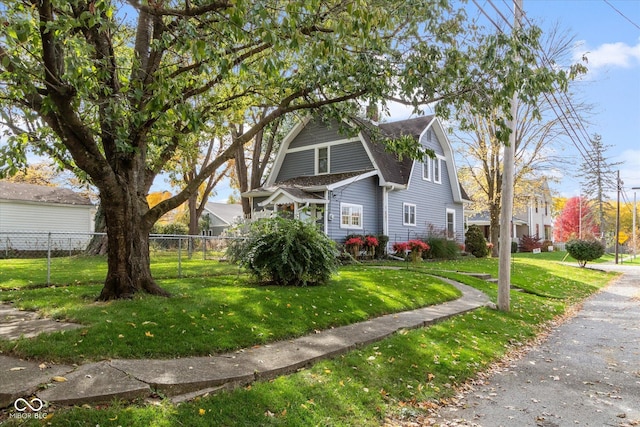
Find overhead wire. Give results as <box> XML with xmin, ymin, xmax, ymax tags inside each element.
<box><xmin>475</xmin><ymin>0</ymin><xmax>615</xmax><ymax>183</ymax></box>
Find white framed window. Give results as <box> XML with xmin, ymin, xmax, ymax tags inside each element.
<box><xmin>434</xmin><ymin>156</ymin><xmax>443</xmax><ymax>184</ymax></box>
<box><xmin>340</xmin><ymin>203</ymin><xmax>363</xmax><ymax>229</ymax></box>
<box><xmin>316</xmin><ymin>146</ymin><xmax>329</xmax><ymax>175</ymax></box>
<box><xmin>422</xmin><ymin>159</ymin><xmax>431</xmax><ymax>181</ymax></box>
<box><xmin>403</xmin><ymin>203</ymin><xmax>416</xmax><ymax>226</ymax></box>
<box><xmin>446</xmin><ymin>208</ymin><xmax>456</xmax><ymax>239</ymax></box>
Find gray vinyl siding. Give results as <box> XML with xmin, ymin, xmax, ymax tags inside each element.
<box><xmin>326</xmin><ymin>176</ymin><xmax>382</xmax><ymax>242</ymax></box>
<box><xmin>289</xmin><ymin>118</ymin><xmax>345</xmax><ymax>149</ymax></box>
<box><xmin>275</xmin><ymin>150</ymin><xmax>314</xmax><ymax>182</ymax></box>
<box><xmin>387</xmin><ymin>129</ymin><xmax>464</xmax><ymax>246</ymax></box>
<box><xmin>330</xmin><ymin>142</ymin><xmax>373</xmax><ymax>173</ymax></box>
<box><xmin>276</xmin><ymin>138</ymin><xmax>372</xmax><ymax>182</ymax></box>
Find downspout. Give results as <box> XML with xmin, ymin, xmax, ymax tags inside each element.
<box><xmin>324</xmin><ymin>190</ymin><xmax>329</xmax><ymax>236</ymax></box>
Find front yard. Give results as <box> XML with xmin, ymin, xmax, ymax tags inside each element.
<box><xmin>0</xmin><ymin>253</ymin><xmax>617</xmax><ymax>426</ymax></box>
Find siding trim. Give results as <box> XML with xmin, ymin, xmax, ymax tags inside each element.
<box><xmin>265</xmin><ymin>116</ymin><xmax>311</xmax><ymax>186</ymax></box>
<box><xmin>285</xmin><ymin>137</ymin><xmax>360</xmax><ymax>154</ymax></box>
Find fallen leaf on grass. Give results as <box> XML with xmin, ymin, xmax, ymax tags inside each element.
<box><xmin>145</xmin><ymin>331</ymin><xmax>154</xmax><ymax>337</ymax></box>
<box><xmin>52</xmin><ymin>376</ymin><xmax>67</xmax><ymax>382</ymax></box>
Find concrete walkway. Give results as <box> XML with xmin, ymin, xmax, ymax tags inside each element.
<box><xmin>432</xmin><ymin>263</ymin><xmax>640</xmax><ymax>427</ymax></box>
<box><xmin>1</xmin><ymin>278</ymin><xmax>490</xmax><ymax>409</ymax></box>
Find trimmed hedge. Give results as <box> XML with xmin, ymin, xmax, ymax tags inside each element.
<box><xmin>565</xmin><ymin>239</ymin><xmax>605</xmax><ymax>267</ymax></box>
<box><xmin>465</xmin><ymin>225</ymin><xmax>488</xmax><ymax>258</ymax></box>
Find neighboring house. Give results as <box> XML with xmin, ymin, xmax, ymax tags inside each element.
<box><xmin>242</xmin><ymin>115</ymin><xmax>471</xmax><ymax>248</ymax></box>
<box><xmin>467</xmin><ymin>180</ymin><xmax>554</xmax><ymax>243</ymax></box>
<box><xmin>201</xmin><ymin>202</ymin><xmax>244</xmax><ymax>236</ymax></box>
<box><xmin>0</xmin><ymin>181</ymin><xmax>95</xmax><ymax>252</ymax></box>
<box><xmin>518</xmin><ymin>179</ymin><xmax>554</xmax><ymax>242</ymax></box>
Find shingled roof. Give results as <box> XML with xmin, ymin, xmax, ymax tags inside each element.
<box><xmin>0</xmin><ymin>181</ymin><xmax>93</xmax><ymax>206</ymax></box>
<box><xmin>355</xmin><ymin>115</ymin><xmax>434</xmax><ymax>186</ymax></box>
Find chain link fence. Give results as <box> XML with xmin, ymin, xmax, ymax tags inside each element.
<box><xmin>0</xmin><ymin>231</ymin><xmax>236</xmax><ymax>285</ymax></box>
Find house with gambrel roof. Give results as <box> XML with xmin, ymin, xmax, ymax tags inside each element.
<box><xmin>242</xmin><ymin>115</ymin><xmax>470</xmax><ymax>247</ymax></box>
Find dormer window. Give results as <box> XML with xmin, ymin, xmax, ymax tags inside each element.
<box><xmin>316</xmin><ymin>147</ymin><xmax>329</xmax><ymax>175</ymax></box>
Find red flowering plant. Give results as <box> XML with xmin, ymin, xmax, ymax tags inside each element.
<box><xmin>361</xmin><ymin>235</ymin><xmax>379</xmax><ymax>257</ymax></box>
<box><xmin>407</xmin><ymin>239</ymin><xmax>429</xmax><ymax>262</ymax></box>
<box><xmin>392</xmin><ymin>241</ymin><xmax>409</xmax><ymax>255</ymax></box>
<box><xmin>345</xmin><ymin>236</ymin><xmax>364</xmax><ymax>258</ymax></box>
<box><xmin>345</xmin><ymin>236</ymin><xmax>364</xmax><ymax>248</ymax></box>
<box><xmin>407</xmin><ymin>239</ymin><xmax>429</xmax><ymax>252</ymax></box>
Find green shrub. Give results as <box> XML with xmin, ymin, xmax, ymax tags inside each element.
<box><xmin>565</xmin><ymin>239</ymin><xmax>605</xmax><ymax>267</ymax></box>
<box><xmin>541</xmin><ymin>240</ymin><xmax>553</xmax><ymax>252</ymax></box>
<box><xmin>226</xmin><ymin>217</ymin><xmax>338</xmax><ymax>286</ymax></box>
<box><xmin>465</xmin><ymin>225</ymin><xmax>488</xmax><ymax>258</ymax></box>
<box><xmin>152</xmin><ymin>222</ymin><xmax>188</xmax><ymax>235</ymax></box>
<box><xmin>424</xmin><ymin>236</ymin><xmax>459</xmax><ymax>260</ymax></box>
<box><xmin>375</xmin><ymin>235</ymin><xmax>389</xmax><ymax>259</ymax></box>
<box><xmin>511</xmin><ymin>241</ymin><xmax>518</xmax><ymax>253</ymax></box>
<box><xmin>519</xmin><ymin>234</ymin><xmax>542</xmax><ymax>252</ymax></box>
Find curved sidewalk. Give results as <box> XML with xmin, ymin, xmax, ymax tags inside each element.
<box><xmin>1</xmin><ymin>278</ymin><xmax>489</xmax><ymax>408</ymax></box>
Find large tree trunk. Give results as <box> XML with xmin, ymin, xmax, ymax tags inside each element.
<box><xmin>97</xmin><ymin>186</ymin><xmax>170</xmax><ymax>301</ymax></box>
<box><xmin>85</xmin><ymin>204</ymin><xmax>108</xmax><ymax>255</ymax></box>
<box><xmin>188</xmin><ymin>194</ymin><xmax>199</xmax><ymax>236</ymax></box>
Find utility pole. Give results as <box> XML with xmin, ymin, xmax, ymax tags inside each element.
<box><xmin>497</xmin><ymin>0</ymin><xmax>522</xmax><ymax>312</ymax></box>
<box><xmin>615</xmin><ymin>171</ymin><xmax>621</xmax><ymax>264</ymax></box>
<box><xmin>579</xmin><ymin>192</ymin><xmax>582</xmax><ymax>239</ymax></box>
<box><xmin>631</xmin><ymin>187</ymin><xmax>640</xmax><ymax>259</ymax></box>
<box><xmin>633</xmin><ymin>187</ymin><xmax>639</xmax><ymax>260</ymax></box>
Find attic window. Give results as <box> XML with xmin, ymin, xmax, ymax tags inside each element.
<box><xmin>316</xmin><ymin>147</ymin><xmax>329</xmax><ymax>175</ymax></box>
<box><xmin>422</xmin><ymin>159</ymin><xmax>431</xmax><ymax>181</ymax></box>
<box><xmin>434</xmin><ymin>157</ymin><xmax>442</xmax><ymax>184</ymax></box>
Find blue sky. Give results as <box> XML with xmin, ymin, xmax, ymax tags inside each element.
<box><xmin>523</xmin><ymin>0</ymin><xmax>640</xmax><ymax>201</ymax></box>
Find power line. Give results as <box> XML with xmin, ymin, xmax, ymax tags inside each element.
<box><xmin>471</xmin><ymin>0</ymin><xmax>606</xmax><ymax>177</ymax></box>
<box><xmin>603</xmin><ymin>0</ymin><xmax>640</xmax><ymax>30</ymax></box>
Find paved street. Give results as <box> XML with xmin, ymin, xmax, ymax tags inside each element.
<box><xmin>435</xmin><ymin>264</ymin><xmax>640</xmax><ymax>427</ymax></box>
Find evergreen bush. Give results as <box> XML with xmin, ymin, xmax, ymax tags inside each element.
<box><xmin>465</xmin><ymin>225</ymin><xmax>488</xmax><ymax>258</ymax></box>
<box><xmin>374</xmin><ymin>234</ymin><xmax>389</xmax><ymax>259</ymax></box>
<box><xmin>424</xmin><ymin>236</ymin><xmax>459</xmax><ymax>259</ymax></box>
<box><xmin>565</xmin><ymin>239</ymin><xmax>605</xmax><ymax>267</ymax></box>
<box><xmin>226</xmin><ymin>217</ymin><xmax>338</xmax><ymax>286</ymax></box>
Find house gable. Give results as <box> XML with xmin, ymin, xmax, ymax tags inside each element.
<box><xmin>249</xmin><ymin>114</ymin><xmax>468</xmax><ymax>245</ymax></box>
<box><xmin>267</xmin><ymin>117</ymin><xmax>374</xmax><ymax>185</ymax></box>
<box><xmin>404</xmin><ymin>118</ymin><xmax>466</xmax><ymax>204</ymax></box>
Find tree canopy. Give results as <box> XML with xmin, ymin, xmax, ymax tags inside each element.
<box><xmin>0</xmin><ymin>0</ymin><xmax>580</xmax><ymax>299</ymax></box>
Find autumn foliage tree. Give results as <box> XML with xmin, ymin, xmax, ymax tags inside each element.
<box><xmin>553</xmin><ymin>196</ymin><xmax>599</xmax><ymax>242</ymax></box>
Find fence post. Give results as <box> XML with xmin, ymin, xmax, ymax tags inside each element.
<box><xmin>47</xmin><ymin>232</ymin><xmax>52</xmax><ymax>285</ymax></box>
<box><xmin>178</xmin><ymin>237</ymin><xmax>182</xmax><ymax>278</ymax></box>
<box><xmin>202</xmin><ymin>236</ymin><xmax>206</xmax><ymax>260</ymax></box>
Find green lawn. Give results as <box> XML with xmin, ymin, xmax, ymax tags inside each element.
<box><xmin>0</xmin><ymin>261</ymin><xmax>460</xmax><ymax>363</ymax></box>
<box><xmin>0</xmin><ymin>253</ymin><xmax>617</xmax><ymax>426</ymax></box>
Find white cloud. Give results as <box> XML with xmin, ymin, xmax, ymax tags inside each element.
<box><xmin>573</xmin><ymin>40</ymin><xmax>640</xmax><ymax>72</ymax></box>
